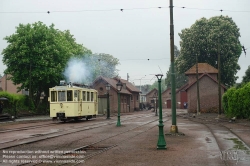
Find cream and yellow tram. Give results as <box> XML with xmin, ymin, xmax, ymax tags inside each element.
<box><xmin>49</xmin><ymin>82</ymin><xmax>98</xmax><ymax>122</ymax></box>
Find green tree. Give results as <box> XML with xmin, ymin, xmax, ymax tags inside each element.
<box><xmin>90</xmin><ymin>53</ymin><xmax>120</xmax><ymax>81</ymax></box>
<box><xmin>176</xmin><ymin>16</ymin><xmax>242</xmax><ymax>87</ymax></box>
<box><xmin>149</xmin><ymin>78</ymin><xmax>167</xmax><ymax>92</ymax></box>
<box><xmin>242</xmin><ymin>65</ymin><xmax>250</xmax><ymax>84</ymax></box>
<box><xmin>165</xmin><ymin>45</ymin><xmax>188</xmax><ymax>88</ymax></box>
<box><xmin>2</xmin><ymin>21</ymin><xmax>90</xmax><ymax>109</ymax></box>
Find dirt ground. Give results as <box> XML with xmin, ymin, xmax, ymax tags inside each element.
<box><xmin>1</xmin><ymin>109</ymin><xmax>249</xmax><ymax>166</ymax></box>
<box><xmin>84</xmin><ymin>110</ymin><xmax>250</xmax><ymax>166</ymax></box>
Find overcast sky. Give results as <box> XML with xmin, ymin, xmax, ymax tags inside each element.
<box><xmin>0</xmin><ymin>0</ymin><xmax>249</xmax><ymax>86</ymax></box>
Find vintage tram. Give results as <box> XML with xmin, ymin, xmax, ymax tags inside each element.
<box><xmin>49</xmin><ymin>81</ymin><xmax>98</xmax><ymax>122</ymax></box>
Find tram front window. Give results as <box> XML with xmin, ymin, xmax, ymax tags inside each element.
<box><xmin>51</xmin><ymin>91</ymin><xmax>57</xmax><ymax>102</ymax></box>
<box><xmin>58</xmin><ymin>91</ymin><xmax>66</xmax><ymax>101</ymax></box>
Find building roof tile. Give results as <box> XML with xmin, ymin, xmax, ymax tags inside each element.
<box><xmin>185</xmin><ymin>63</ymin><xmax>218</xmax><ymax>75</ymax></box>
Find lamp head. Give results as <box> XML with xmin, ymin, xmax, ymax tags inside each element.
<box><xmin>106</xmin><ymin>83</ymin><xmax>110</xmax><ymax>91</ymax></box>
<box><xmin>116</xmin><ymin>80</ymin><xmax>123</xmax><ymax>91</ymax></box>
<box><xmin>155</xmin><ymin>74</ymin><xmax>163</xmax><ymax>80</ymax></box>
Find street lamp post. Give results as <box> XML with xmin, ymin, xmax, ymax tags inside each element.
<box><xmin>155</xmin><ymin>74</ymin><xmax>166</xmax><ymax>149</ymax></box>
<box><xmin>106</xmin><ymin>83</ymin><xmax>111</xmax><ymax>119</ymax></box>
<box><xmin>116</xmin><ymin>80</ymin><xmax>123</xmax><ymax>126</ymax></box>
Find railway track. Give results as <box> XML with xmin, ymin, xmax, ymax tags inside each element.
<box><xmin>0</xmin><ymin>122</ymin><xmax>59</xmax><ymax>133</ymax></box>
<box><xmin>14</xmin><ymin>113</ymin><xmax>169</xmax><ymax>166</ymax></box>
<box><xmin>182</xmin><ymin>114</ymin><xmax>250</xmax><ymax>166</ymax></box>
<box><xmin>0</xmin><ymin>113</ymin><xmax>162</xmax><ymax>150</ymax></box>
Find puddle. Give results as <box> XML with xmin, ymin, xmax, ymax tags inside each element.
<box><xmin>225</xmin><ymin>138</ymin><xmax>250</xmax><ymax>154</ymax></box>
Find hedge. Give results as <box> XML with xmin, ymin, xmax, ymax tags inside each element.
<box><xmin>222</xmin><ymin>82</ymin><xmax>250</xmax><ymax>119</ymax></box>
<box><xmin>0</xmin><ymin>91</ymin><xmax>29</xmax><ymax>117</ymax></box>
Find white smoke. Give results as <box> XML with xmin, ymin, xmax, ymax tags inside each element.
<box><xmin>63</xmin><ymin>54</ymin><xmax>118</xmax><ymax>85</ymax></box>
<box><xmin>63</xmin><ymin>57</ymin><xmax>90</xmax><ymax>84</ymax></box>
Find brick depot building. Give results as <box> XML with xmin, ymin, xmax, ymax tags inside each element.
<box><xmin>184</xmin><ymin>63</ymin><xmax>227</xmax><ymax>113</ymax></box>
<box><xmin>92</xmin><ymin>76</ymin><xmax>140</xmax><ymax>115</ymax></box>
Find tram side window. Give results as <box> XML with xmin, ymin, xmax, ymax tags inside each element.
<box><xmin>58</xmin><ymin>91</ymin><xmax>66</xmax><ymax>101</ymax></box>
<box><xmin>74</xmin><ymin>90</ymin><xmax>79</xmax><ymax>101</ymax></box>
<box><xmin>77</xmin><ymin>90</ymin><xmax>80</xmax><ymax>101</ymax></box>
<box><xmin>51</xmin><ymin>91</ymin><xmax>57</xmax><ymax>102</ymax></box>
<box><xmin>91</xmin><ymin>92</ymin><xmax>94</xmax><ymax>101</ymax></box>
<box><xmin>82</xmin><ymin>91</ymin><xmax>86</xmax><ymax>101</ymax></box>
<box><xmin>67</xmin><ymin>90</ymin><xmax>73</xmax><ymax>101</ymax></box>
<box><xmin>94</xmin><ymin>92</ymin><xmax>97</xmax><ymax>102</ymax></box>
<box><xmin>87</xmin><ymin>92</ymin><xmax>90</xmax><ymax>101</ymax></box>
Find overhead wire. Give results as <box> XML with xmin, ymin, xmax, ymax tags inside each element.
<box><xmin>0</xmin><ymin>6</ymin><xmax>250</xmax><ymax>14</ymax></box>
<box><xmin>119</xmin><ymin>58</ymin><xmax>169</xmax><ymax>61</ymax></box>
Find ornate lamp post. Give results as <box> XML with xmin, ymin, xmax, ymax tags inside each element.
<box><xmin>106</xmin><ymin>83</ymin><xmax>111</xmax><ymax>119</ymax></box>
<box><xmin>155</xmin><ymin>74</ymin><xmax>166</xmax><ymax>149</ymax></box>
<box><xmin>116</xmin><ymin>80</ymin><xmax>123</xmax><ymax>126</ymax></box>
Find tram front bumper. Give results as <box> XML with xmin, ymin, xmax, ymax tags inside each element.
<box><xmin>56</xmin><ymin>113</ymin><xmax>65</xmax><ymax>119</ymax></box>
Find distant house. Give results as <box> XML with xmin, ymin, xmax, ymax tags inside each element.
<box><xmin>161</xmin><ymin>85</ymin><xmax>188</xmax><ymax>109</ymax></box>
<box><xmin>184</xmin><ymin>63</ymin><xmax>227</xmax><ymax>113</ymax></box>
<box><xmin>145</xmin><ymin>88</ymin><xmax>158</xmax><ymax>108</ymax></box>
<box><xmin>92</xmin><ymin>76</ymin><xmax>140</xmax><ymax>115</ymax></box>
<box><xmin>162</xmin><ymin>88</ymin><xmax>171</xmax><ymax>109</ymax></box>
<box><xmin>175</xmin><ymin>84</ymin><xmax>188</xmax><ymax>109</ymax></box>
<box><xmin>135</xmin><ymin>85</ymin><xmax>149</xmax><ymax>104</ymax></box>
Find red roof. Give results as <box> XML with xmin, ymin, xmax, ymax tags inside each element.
<box><xmin>93</xmin><ymin>76</ymin><xmax>136</xmax><ymax>95</ymax></box>
<box><xmin>185</xmin><ymin>63</ymin><xmax>218</xmax><ymax>75</ymax></box>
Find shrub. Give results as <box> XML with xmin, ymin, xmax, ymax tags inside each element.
<box><xmin>0</xmin><ymin>92</ymin><xmax>28</xmax><ymax>116</ymax></box>
<box><xmin>223</xmin><ymin>82</ymin><xmax>250</xmax><ymax>119</ymax></box>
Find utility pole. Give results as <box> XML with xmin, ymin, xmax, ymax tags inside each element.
<box><xmin>29</xmin><ymin>62</ymin><xmax>32</xmax><ymax>109</ymax></box>
<box><xmin>218</xmin><ymin>42</ymin><xmax>222</xmax><ymax>116</ymax></box>
<box><xmin>218</xmin><ymin>16</ymin><xmax>222</xmax><ymax>117</ymax></box>
<box><xmin>169</xmin><ymin>0</ymin><xmax>178</xmax><ymax>133</ymax></box>
<box><xmin>196</xmin><ymin>53</ymin><xmax>201</xmax><ymax>115</ymax></box>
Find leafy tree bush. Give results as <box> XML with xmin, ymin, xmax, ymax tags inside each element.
<box><xmin>223</xmin><ymin>82</ymin><xmax>250</xmax><ymax>119</ymax></box>
<box><xmin>0</xmin><ymin>92</ymin><xmax>28</xmax><ymax>116</ymax></box>
<box><xmin>177</xmin><ymin>16</ymin><xmax>242</xmax><ymax>87</ymax></box>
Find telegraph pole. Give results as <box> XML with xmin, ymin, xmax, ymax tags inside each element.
<box><xmin>218</xmin><ymin>42</ymin><xmax>222</xmax><ymax>116</ymax></box>
<box><xmin>169</xmin><ymin>0</ymin><xmax>178</xmax><ymax>133</ymax></box>
<box><xmin>196</xmin><ymin>53</ymin><xmax>201</xmax><ymax>115</ymax></box>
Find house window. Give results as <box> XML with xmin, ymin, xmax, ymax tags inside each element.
<box><xmin>137</xmin><ymin>95</ymin><xmax>139</xmax><ymax>101</ymax></box>
<box><xmin>131</xmin><ymin>95</ymin><xmax>133</xmax><ymax>101</ymax></box>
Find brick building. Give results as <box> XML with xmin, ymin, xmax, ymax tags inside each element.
<box><xmin>145</xmin><ymin>88</ymin><xmax>158</xmax><ymax>108</ymax></box>
<box><xmin>162</xmin><ymin>88</ymin><xmax>171</xmax><ymax>109</ymax></box>
<box><xmin>0</xmin><ymin>74</ymin><xmax>26</xmax><ymax>94</ymax></box>
<box><xmin>92</xmin><ymin>76</ymin><xmax>140</xmax><ymax>114</ymax></box>
<box><xmin>184</xmin><ymin>63</ymin><xmax>227</xmax><ymax>113</ymax></box>
<box><xmin>161</xmin><ymin>84</ymin><xmax>188</xmax><ymax>109</ymax></box>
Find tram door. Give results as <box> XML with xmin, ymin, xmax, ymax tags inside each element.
<box><xmin>73</xmin><ymin>90</ymin><xmax>79</xmax><ymax>116</ymax></box>
<box><xmin>75</xmin><ymin>90</ymin><xmax>81</xmax><ymax>115</ymax></box>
